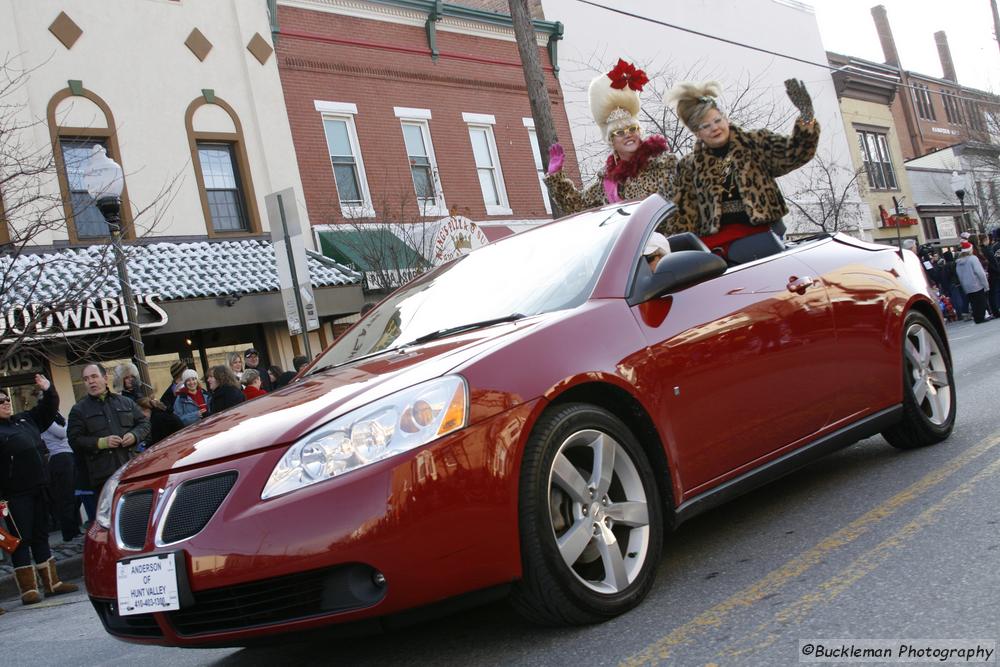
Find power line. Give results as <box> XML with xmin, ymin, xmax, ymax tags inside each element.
<box><xmin>572</xmin><ymin>0</ymin><xmax>1000</xmax><ymax>109</ymax></box>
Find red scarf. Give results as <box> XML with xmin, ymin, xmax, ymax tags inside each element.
<box><xmin>179</xmin><ymin>386</ymin><xmax>207</xmax><ymax>414</ymax></box>
<box><xmin>603</xmin><ymin>135</ymin><xmax>669</xmax><ymax>185</ymax></box>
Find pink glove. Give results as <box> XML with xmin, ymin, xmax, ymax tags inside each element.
<box><xmin>547</xmin><ymin>143</ymin><xmax>565</xmax><ymax>175</ymax></box>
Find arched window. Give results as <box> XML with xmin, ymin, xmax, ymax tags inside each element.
<box><xmin>47</xmin><ymin>87</ymin><xmax>132</xmax><ymax>242</ymax></box>
<box><xmin>185</xmin><ymin>95</ymin><xmax>261</xmax><ymax>236</ymax></box>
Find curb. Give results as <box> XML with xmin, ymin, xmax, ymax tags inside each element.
<box><xmin>0</xmin><ymin>555</ymin><xmax>84</xmax><ymax>602</ymax></box>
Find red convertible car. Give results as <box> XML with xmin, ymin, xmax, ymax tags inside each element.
<box><xmin>85</xmin><ymin>195</ymin><xmax>955</xmax><ymax>646</ymax></box>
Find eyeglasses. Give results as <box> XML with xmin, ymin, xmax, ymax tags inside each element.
<box><xmin>696</xmin><ymin>117</ymin><xmax>727</xmax><ymax>132</ymax></box>
<box><xmin>610</xmin><ymin>124</ymin><xmax>641</xmax><ymax>138</ymax></box>
<box><xmin>0</xmin><ymin>396</ymin><xmax>10</xmax><ymax>404</ymax></box>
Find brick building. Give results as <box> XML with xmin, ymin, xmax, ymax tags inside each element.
<box><xmin>272</xmin><ymin>0</ymin><xmax>576</xmax><ymax>277</ymax></box>
<box><xmin>871</xmin><ymin>5</ymin><xmax>999</xmax><ymax>161</ymax></box>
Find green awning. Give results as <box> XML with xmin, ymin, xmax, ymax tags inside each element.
<box><xmin>317</xmin><ymin>228</ymin><xmax>425</xmax><ymax>272</ymax></box>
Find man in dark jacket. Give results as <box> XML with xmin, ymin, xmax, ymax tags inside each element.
<box><xmin>67</xmin><ymin>363</ymin><xmax>151</xmax><ymax>493</ymax></box>
<box><xmin>244</xmin><ymin>348</ymin><xmax>273</xmax><ymax>391</ymax></box>
<box><xmin>0</xmin><ymin>374</ymin><xmax>79</xmax><ymax>606</ymax></box>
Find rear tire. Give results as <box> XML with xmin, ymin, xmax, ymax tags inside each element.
<box><xmin>510</xmin><ymin>403</ymin><xmax>662</xmax><ymax>626</ymax></box>
<box><xmin>881</xmin><ymin>311</ymin><xmax>956</xmax><ymax>449</ymax></box>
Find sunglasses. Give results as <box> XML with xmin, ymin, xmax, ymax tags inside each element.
<box><xmin>0</xmin><ymin>396</ymin><xmax>10</xmax><ymax>404</ymax></box>
<box><xmin>610</xmin><ymin>124</ymin><xmax>641</xmax><ymax>138</ymax></box>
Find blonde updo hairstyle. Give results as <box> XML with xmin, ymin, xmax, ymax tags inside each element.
<box><xmin>664</xmin><ymin>81</ymin><xmax>723</xmax><ymax>132</ymax></box>
<box><xmin>589</xmin><ymin>75</ymin><xmax>642</xmax><ymax>144</ymax></box>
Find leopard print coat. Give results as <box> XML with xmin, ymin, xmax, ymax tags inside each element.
<box><xmin>544</xmin><ymin>152</ymin><xmax>677</xmax><ymax>216</ymax></box>
<box><xmin>668</xmin><ymin>118</ymin><xmax>820</xmax><ymax>236</ymax></box>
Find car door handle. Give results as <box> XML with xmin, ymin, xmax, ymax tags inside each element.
<box><xmin>786</xmin><ymin>275</ymin><xmax>815</xmax><ymax>295</ymax></box>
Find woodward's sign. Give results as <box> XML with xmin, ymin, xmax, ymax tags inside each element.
<box><xmin>0</xmin><ymin>294</ymin><xmax>168</xmax><ymax>344</ymax></box>
<box><xmin>432</xmin><ymin>217</ymin><xmax>489</xmax><ymax>265</ymax></box>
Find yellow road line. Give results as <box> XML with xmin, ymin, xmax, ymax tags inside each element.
<box><xmin>715</xmin><ymin>452</ymin><xmax>1000</xmax><ymax>660</ymax></box>
<box><xmin>620</xmin><ymin>432</ymin><xmax>1000</xmax><ymax>667</ymax></box>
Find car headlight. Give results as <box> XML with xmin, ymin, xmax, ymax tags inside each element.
<box><xmin>95</xmin><ymin>464</ymin><xmax>127</xmax><ymax>529</ymax></box>
<box><xmin>261</xmin><ymin>375</ymin><xmax>468</xmax><ymax>499</ymax></box>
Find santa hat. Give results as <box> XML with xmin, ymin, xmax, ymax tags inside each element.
<box><xmin>959</xmin><ymin>241</ymin><xmax>973</xmax><ymax>254</ymax></box>
<box><xmin>590</xmin><ymin>59</ymin><xmax>648</xmax><ymax>143</ymax></box>
<box><xmin>664</xmin><ymin>81</ymin><xmax>723</xmax><ymax>131</ymax></box>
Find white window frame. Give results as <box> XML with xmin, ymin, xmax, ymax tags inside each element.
<box><xmin>523</xmin><ymin>118</ymin><xmax>552</xmax><ymax>215</ymax></box>
<box><xmin>463</xmin><ymin>112</ymin><xmax>511</xmax><ymax>216</ymax></box>
<box><xmin>394</xmin><ymin>107</ymin><xmax>447</xmax><ymax>217</ymax></box>
<box><xmin>315</xmin><ymin>100</ymin><xmax>374</xmax><ymax>218</ymax></box>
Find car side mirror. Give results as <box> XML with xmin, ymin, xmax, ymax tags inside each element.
<box><xmin>633</xmin><ymin>251</ymin><xmax>728</xmax><ymax>303</ymax></box>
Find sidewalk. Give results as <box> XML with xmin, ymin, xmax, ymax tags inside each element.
<box><xmin>0</xmin><ymin>530</ymin><xmax>85</xmax><ymax>601</ymax></box>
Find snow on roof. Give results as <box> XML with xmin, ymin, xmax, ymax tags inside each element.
<box><xmin>1</xmin><ymin>239</ymin><xmax>361</xmax><ymax>305</ymax></box>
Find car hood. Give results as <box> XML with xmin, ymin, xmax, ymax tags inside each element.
<box><xmin>122</xmin><ymin>318</ymin><xmax>544</xmax><ymax>481</ymax></box>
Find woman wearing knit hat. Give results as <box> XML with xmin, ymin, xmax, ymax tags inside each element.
<box><xmin>544</xmin><ymin>59</ymin><xmax>676</xmax><ymax>215</ymax></box>
<box><xmin>664</xmin><ymin>79</ymin><xmax>820</xmax><ymax>261</ymax></box>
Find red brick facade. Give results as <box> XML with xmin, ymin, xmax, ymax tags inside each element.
<box><xmin>890</xmin><ymin>73</ymin><xmax>995</xmax><ymax>161</ymax></box>
<box><xmin>275</xmin><ymin>4</ymin><xmax>579</xmax><ymax>227</ymax></box>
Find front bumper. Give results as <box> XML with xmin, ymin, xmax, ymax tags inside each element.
<box><xmin>85</xmin><ymin>400</ymin><xmax>538</xmax><ymax>646</ymax></box>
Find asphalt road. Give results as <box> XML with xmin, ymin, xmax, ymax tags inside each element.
<box><xmin>3</xmin><ymin>318</ymin><xmax>998</xmax><ymax>666</ymax></box>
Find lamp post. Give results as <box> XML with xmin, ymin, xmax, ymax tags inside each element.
<box><xmin>81</xmin><ymin>146</ymin><xmax>152</xmax><ymax>394</ymax></box>
<box><xmin>950</xmin><ymin>171</ymin><xmax>968</xmax><ymax>236</ymax></box>
<box><xmin>891</xmin><ymin>196</ymin><xmax>905</xmax><ymax>249</ymax></box>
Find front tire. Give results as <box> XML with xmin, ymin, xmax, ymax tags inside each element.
<box><xmin>882</xmin><ymin>311</ymin><xmax>956</xmax><ymax>449</ymax></box>
<box><xmin>511</xmin><ymin>403</ymin><xmax>663</xmax><ymax>626</ymax></box>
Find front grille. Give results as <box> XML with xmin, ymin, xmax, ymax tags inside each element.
<box><xmin>167</xmin><ymin>564</ymin><xmax>385</xmax><ymax>636</ymax></box>
<box><xmin>161</xmin><ymin>472</ymin><xmax>237</xmax><ymax>544</ymax></box>
<box><xmin>118</xmin><ymin>490</ymin><xmax>154</xmax><ymax>549</ymax></box>
<box><xmin>91</xmin><ymin>598</ymin><xmax>164</xmax><ymax>638</ymax></box>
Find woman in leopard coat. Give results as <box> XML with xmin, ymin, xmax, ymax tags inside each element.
<box><xmin>664</xmin><ymin>80</ymin><xmax>820</xmax><ymax>259</ymax></box>
<box><xmin>544</xmin><ymin>59</ymin><xmax>676</xmax><ymax>215</ymax></box>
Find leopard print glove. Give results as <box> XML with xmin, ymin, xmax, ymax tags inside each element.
<box><xmin>784</xmin><ymin>79</ymin><xmax>814</xmax><ymax>123</ymax></box>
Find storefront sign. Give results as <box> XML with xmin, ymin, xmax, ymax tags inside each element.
<box><xmin>0</xmin><ymin>294</ymin><xmax>168</xmax><ymax>344</ymax></box>
<box><xmin>936</xmin><ymin>218</ymin><xmax>958</xmax><ymax>239</ymax></box>
<box><xmin>432</xmin><ymin>216</ymin><xmax>489</xmax><ymax>265</ymax></box>
<box><xmin>0</xmin><ymin>351</ymin><xmax>45</xmax><ymax>377</ymax></box>
<box><xmin>886</xmin><ymin>215</ymin><xmax>918</xmax><ymax>227</ymax></box>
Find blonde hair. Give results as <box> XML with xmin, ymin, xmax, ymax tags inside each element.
<box><xmin>589</xmin><ymin>74</ymin><xmax>641</xmax><ymax>143</ymax></box>
<box><xmin>664</xmin><ymin>81</ymin><xmax>723</xmax><ymax>131</ymax></box>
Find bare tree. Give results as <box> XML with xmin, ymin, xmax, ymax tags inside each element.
<box><xmin>785</xmin><ymin>153</ymin><xmax>867</xmax><ymax>236</ymax></box>
<box><xmin>0</xmin><ymin>56</ymin><xmax>180</xmax><ymax>367</ymax></box>
<box><xmin>331</xmin><ymin>179</ymin><xmax>439</xmax><ymax>294</ymax></box>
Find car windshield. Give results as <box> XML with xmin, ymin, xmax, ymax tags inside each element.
<box><xmin>310</xmin><ymin>206</ymin><xmax>633</xmax><ymax>370</ymax></box>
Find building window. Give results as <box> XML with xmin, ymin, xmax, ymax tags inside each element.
<box><xmin>941</xmin><ymin>91</ymin><xmax>963</xmax><ymax>125</ymax></box>
<box><xmin>185</xmin><ymin>95</ymin><xmax>261</xmax><ymax>237</ymax></box>
<box><xmin>60</xmin><ymin>138</ymin><xmax>114</xmax><ymax>238</ymax></box>
<box><xmin>197</xmin><ymin>143</ymin><xmax>249</xmax><ymax>232</ymax></box>
<box><xmin>463</xmin><ymin>113</ymin><xmax>510</xmax><ymax>216</ymax></box>
<box><xmin>394</xmin><ymin>108</ymin><xmax>446</xmax><ymax>217</ymax></box>
<box><xmin>523</xmin><ymin>119</ymin><xmax>552</xmax><ymax>214</ymax></box>
<box><xmin>316</xmin><ymin>101</ymin><xmax>373</xmax><ymax>218</ymax></box>
<box><xmin>963</xmin><ymin>99</ymin><xmax>983</xmax><ymax>131</ymax></box>
<box><xmin>857</xmin><ymin>130</ymin><xmax>898</xmax><ymax>190</ymax></box>
<box><xmin>921</xmin><ymin>217</ymin><xmax>939</xmax><ymax>241</ymax></box>
<box><xmin>912</xmin><ymin>83</ymin><xmax>936</xmax><ymax>121</ymax></box>
<box><xmin>47</xmin><ymin>87</ymin><xmax>132</xmax><ymax>243</ymax></box>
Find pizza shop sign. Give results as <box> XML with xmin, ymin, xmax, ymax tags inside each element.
<box><xmin>0</xmin><ymin>294</ymin><xmax>168</xmax><ymax>344</ymax></box>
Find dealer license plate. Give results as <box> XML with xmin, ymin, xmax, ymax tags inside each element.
<box><xmin>116</xmin><ymin>553</ymin><xmax>181</xmax><ymax>616</ymax></box>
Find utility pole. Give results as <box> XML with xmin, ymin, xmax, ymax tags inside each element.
<box><xmin>508</xmin><ymin>0</ymin><xmax>562</xmax><ymax>216</ymax></box>
<box><xmin>992</xmin><ymin>0</ymin><xmax>1000</xmax><ymax>56</ymax></box>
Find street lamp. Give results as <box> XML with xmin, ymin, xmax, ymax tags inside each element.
<box><xmin>950</xmin><ymin>171</ymin><xmax>968</xmax><ymax>236</ymax></box>
<box><xmin>81</xmin><ymin>146</ymin><xmax>152</xmax><ymax>394</ymax></box>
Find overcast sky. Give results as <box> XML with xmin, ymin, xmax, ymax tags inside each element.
<box><xmin>808</xmin><ymin>0</ymin><xmax>1000</xmax><ymax>92</ymax></box>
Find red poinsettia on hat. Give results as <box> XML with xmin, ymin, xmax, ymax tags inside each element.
<box><xmin>606</xmin><ymin>58</ymin><xmax>649</xmax><ymax>92</ymax></box>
